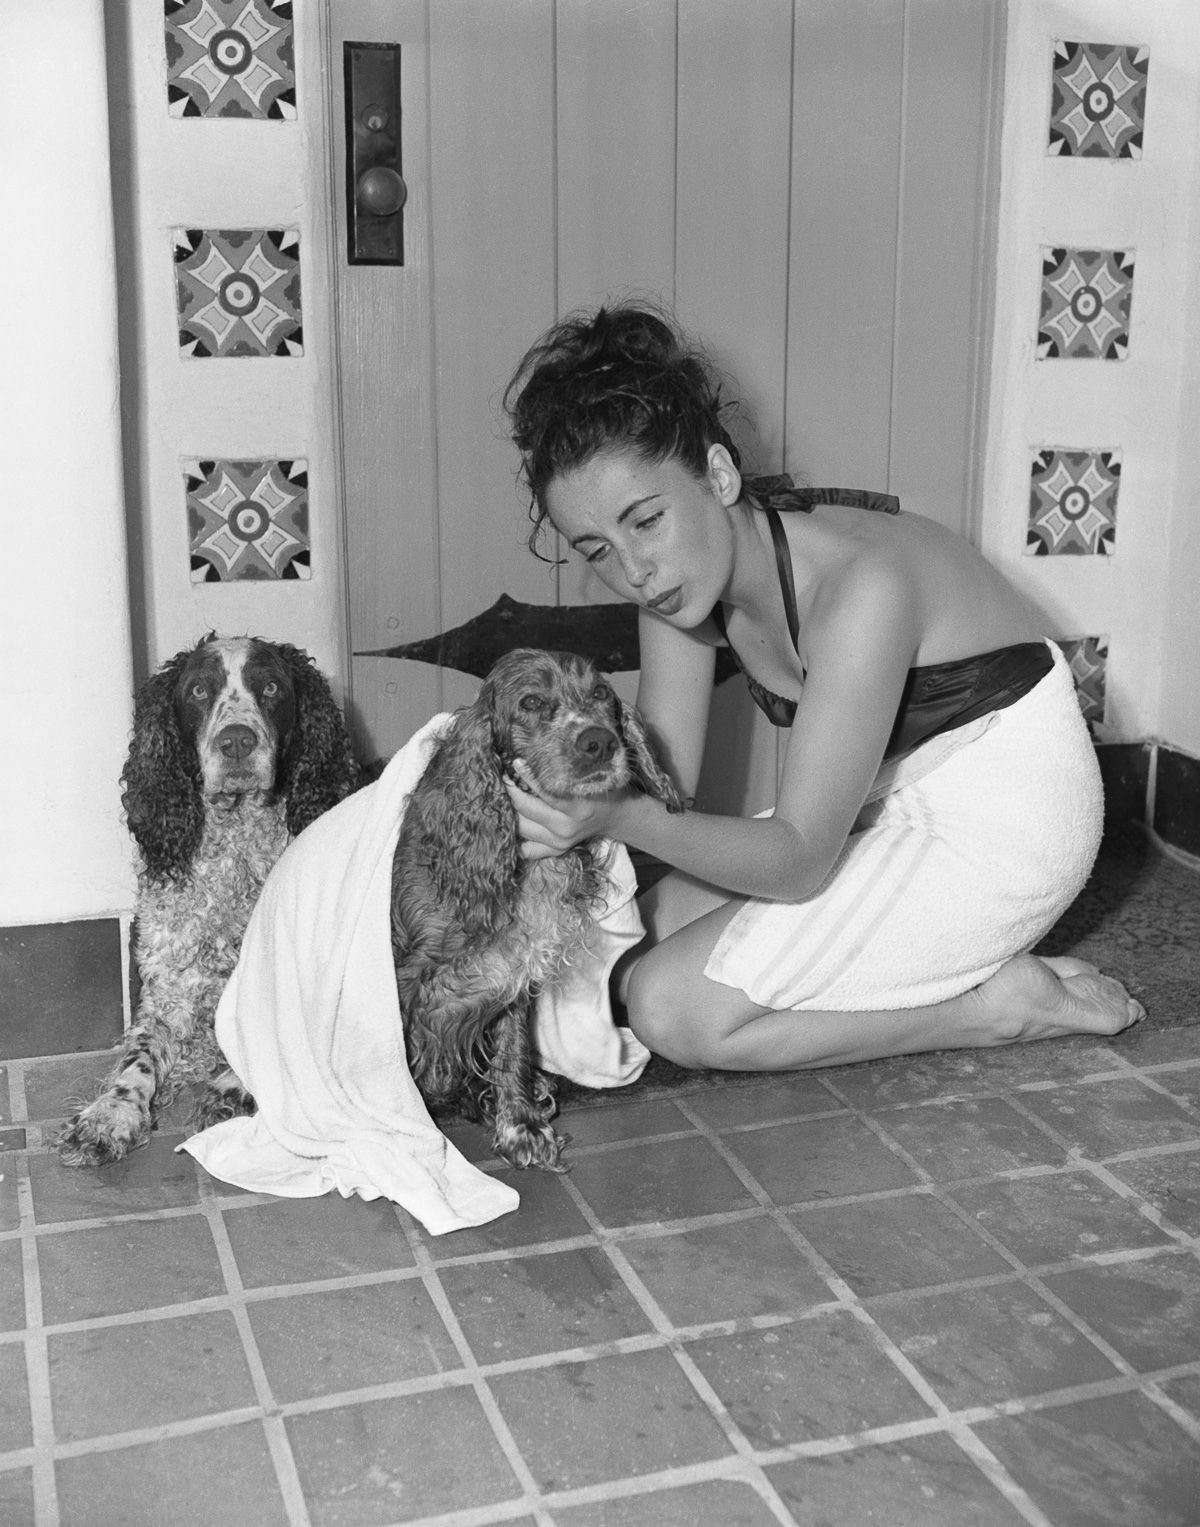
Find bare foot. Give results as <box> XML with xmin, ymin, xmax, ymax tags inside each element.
<box><xmin>966</xmin><ymin>953</ymin><xmax>1145</xmax><ymax>1044</ymax></box>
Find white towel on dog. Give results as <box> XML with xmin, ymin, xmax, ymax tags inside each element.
<box><xmin>180</xmin><ymin>713</ymin><xmax>649</xmax><ymax>1235</ymax></box>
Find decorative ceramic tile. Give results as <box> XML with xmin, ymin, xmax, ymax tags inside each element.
<box><xmin>1038</xmin><ymin>248</ymin><xmax>1133</xmax><ymax>360</ymax></box>
<box><xmin>165</xmin><ymin>0</ymin><xmax>296</xmax><ymax>120</ymax></box>
<box><xmin>1049</xmin><ymin>41</ymin><xmax>1148</xmax><ymax>158</ymax></box>
<box><xmin>185</xmin><ymin>458</ymin><xmax>310</xmax><ymax>581</ymax></box>
<box><xmin>1058</xmin><ymin>636</ymin><xmax>1108</xmax><ymax>727</ymax></box>
<box><xmin>1027</xmin><ymin>448</ymin><xmax>1120</xmax><ymax>556</ymax></box>
<box><xmin>174</xmin><ymin>229</ymin><xmax>303</xmax><ymax>357</ymax></box>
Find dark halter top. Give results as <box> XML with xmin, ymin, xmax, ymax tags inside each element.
<box><xmin>710</xmin><ymin>482</ymin><xmax>1053</xmax><ymax>760</ymax></box>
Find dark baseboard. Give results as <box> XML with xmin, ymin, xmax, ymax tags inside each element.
<box><xmin>0</xmin><ymin>919</ymin><xmax>125</xmax><ymax>1062</ymax></box>
<box><xmin>1097</xmin><ymin>740</ymin><xmax>1200</xmax><ymax>860</ymax></box>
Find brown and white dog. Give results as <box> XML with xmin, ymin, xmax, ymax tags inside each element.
<box><xmin>390</xmin><ymin>647</ymin><xmax>683</xmax><ymax>1170</ymax></box>
<box><xmin>58</xmin><ymin>634</ymin><xmax>360</xmax><ymax>1167</ymax></box>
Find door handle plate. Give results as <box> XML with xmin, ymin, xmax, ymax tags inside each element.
<box><xmin>345</xmin><ymin>42</ymin><xmax>405</xmax><ymax>266</ymax></box>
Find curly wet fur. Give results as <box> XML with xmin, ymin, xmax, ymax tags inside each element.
<box><xmin>391</xmin><ymin>647</ymin><xmax>682</xmax><ymax>1170</ymax></box>
<box><xmin>57</xmin><ymin>634</ymin><xmax>360</xmax><ymax>1167</ymax></box>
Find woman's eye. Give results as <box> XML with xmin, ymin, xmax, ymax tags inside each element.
<box><xmin>634</xmin><ymin>512</ymin><xmax>662</xmax><ymax>532</ymax></box>
<box><xmin>262</xmin><ymin>681</ymin><xmax>279</xmax><ymax>697</ymax></box>
<box><xmin>519</xmin><ymin>694</ymin><xmax>544</xmax><ymax>713</ymax></box>
<box><xmin>584</xmin><ymin>544</ymin><xmax>610</xmax><ymax>564</ymax></box>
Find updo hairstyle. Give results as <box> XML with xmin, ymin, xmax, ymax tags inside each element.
<box><xmin>503</xmin><ymin>303</ymin><xmax>742</xmax><ymax>558</ymax></box>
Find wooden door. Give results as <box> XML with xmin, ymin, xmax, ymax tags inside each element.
<box><xmin>323</xmin><ymin>0</ymin><xmax>1004</xmax><ymax>809</ymax></box>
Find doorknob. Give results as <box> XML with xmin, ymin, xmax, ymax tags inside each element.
<box><xmin>344</xmin><ymin>42</ymin><xmax>405</xmax><ymax>266</ymax></box>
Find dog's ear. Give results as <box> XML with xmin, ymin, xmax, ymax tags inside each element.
<box><xmin>411</xmin><ymin>687</ymin><xmax>523</xmax><ymax>934</ymax></box>
<box><xmin>120</xmin><ymin>645</ymin><xmax>205</xmax><ymax>882</ymax></box>
<box><xmin>272</xmin><ymin>644</ymin><xmax>361</xmax><ymax>836</ymax></box>
<box><xmin>617</xmin><ymin>698</ymin><xmax>686</xmax><ymax>813</ymax></box>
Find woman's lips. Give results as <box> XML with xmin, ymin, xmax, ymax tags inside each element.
<box><xmin>648</xmin><ymin>586</ymin><xmax>683</xmax><ymax>616</ymax></box>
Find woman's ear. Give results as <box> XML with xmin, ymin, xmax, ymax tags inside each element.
<box><xmin>706</xmin><ymin>443</ymin><xmax>742</xmax><ymax>506</ymax></box>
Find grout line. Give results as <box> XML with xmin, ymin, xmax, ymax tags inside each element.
<box><xmin>16</xmin><ymin>1153</ymin><xmax>59</xmax><ymax>1527</ymax></box>
<box><xmin>196</xmin><ymin>1176</ymin><xmax>313</xmax><ymax>1527</ymax></box>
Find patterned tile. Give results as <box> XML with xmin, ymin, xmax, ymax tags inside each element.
<box><xmin>1049</xmin><ymin>41</ymin><xmax>1149</xmax><ymax>159</ymax></box>
<box><xmin>1058</xmin><ymin>635</ymin><xmax>1107</xmax><ymax>728</ymax></box>
<box><xmin>174</xmin><ymin>228</ymin><xmax>303</xmax><ymax>358</ymax></box>
<box><xmin>1038</xmin><ymin>247</ymin><xmax>1134</xmax><ymax>359</ymax></box>
<box><xmin>1027</xmin><ymin>447</ymin><xmax>1120</xmax><ymax>556</ymax></box>
<box><xmin>165</xmin><ymin>0</ymin><xmax>296</xmax><ymax>121</ymax></box>
<box><xmin>185</xmin><ymin>457</ymin><xmax>310</xmax><ymax>581</ymax></box>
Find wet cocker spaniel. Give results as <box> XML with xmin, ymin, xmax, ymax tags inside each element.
<box><xmin>391</xmin><ymin>647</ymin><xmax>683</xmax><ymax>1170</ymax></box>
<box><xmin>58</xmin><ymin>634</ymin><xmax>360</xmax><ymax>1167</ymax></box>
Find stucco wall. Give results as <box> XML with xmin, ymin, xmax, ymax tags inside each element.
<box><xmin>979</xmin><ymin>0</ymin><xmax>1200</xmax><ymax>751</ymax></box>
<box><xmin>0</xmin><ymin>2</ymin><xmax>136</xmax><ymax>924</ymax></box>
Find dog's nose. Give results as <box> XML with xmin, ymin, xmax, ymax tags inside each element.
<box><xmin>575</xmin><ymin>726</ymin><xmax>616</xmax><ymax>767</ymax></box>
<box><xmin>216</xmin><ymin>724</ymin><xmax>258</xmax><ymax>762</ymax></box>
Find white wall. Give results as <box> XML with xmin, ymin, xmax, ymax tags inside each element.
<box><xmin>980</xmin><ymin>0</ymin><xmax>1200</xmax><ymax>749</ymax></box>
<box><xmin>0</xmin><ymin>2</ymin><xmax>136</xmax><ymax>924</ymax></box>
<box><xmin>109</xmin><ymin>4</ymin><xmax>347</xmax><ymax>688</ymax></box>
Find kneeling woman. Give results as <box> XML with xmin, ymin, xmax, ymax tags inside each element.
<box><xmin>502</xmin><ymin>303</ymin><xmax>1142</xmax><ymax>1070</ymax></box>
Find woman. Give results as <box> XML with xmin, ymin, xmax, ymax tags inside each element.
<box><xmin>501</xmin><ymin>303</ymin><xmax>1143</xmax><ymax>1070</ymax></box>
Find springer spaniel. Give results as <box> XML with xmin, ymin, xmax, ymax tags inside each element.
<box><xmin>58</xmin><ymin>634</ymin><xmax>360</xmax><ymax>1167</ymax></box>
<box><xmin>391</xmin><ymin>647</ymin><xmax>683</xmax><ymax>1170</ymax></box>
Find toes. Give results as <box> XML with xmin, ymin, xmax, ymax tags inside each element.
<box><xmin>1041</xmin><ymin>955</ymin><xmax>1101</xmax><ymax>979</ymax></box>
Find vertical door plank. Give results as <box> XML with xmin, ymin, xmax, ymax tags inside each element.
<box><xmin>555</xmin><ymin>0</ymin><xmax>678</xmax><ymax>632</ymax></box>
<box><xmin>890</xmin><ymin>0</ymin><xmax>1002</xmax><ymax>534</ymax></box>
<box><xmin>427</xmin><ymin>0</ymin><xmax>557</xmax><ymax>689</ymax></box>
<box><xmin>333</xmin><ymin>0</ymin><xmax>443</xmax><ymax>759</ymax></box>
<box><xmin>786</xmin><ymin>0</ymin><xmax>904</xmax><ymax>490</ymax></box>
<box><xmin>676</xmin><ymin>0</ymin><xmax>796</xmax><ymax>816</ymax></box>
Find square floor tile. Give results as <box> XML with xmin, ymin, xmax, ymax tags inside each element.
<box><xmin>416</xmin><ymin>1166</ymin><xmax>591</xmax><ymax>1255</ymax></box>
<box><xmin>438</xmin><ymin>1244</ymin><xmax>650</xmax><ymax>1362</ymax></box>
<box><xmin>558</xmin><ymin>1095</ymin><xmax>694</xmax><ymax>1146</ymax></box>
<box><xmin>48</xmin><ymin>1309</ymin><xmax>257</xmax><ymax>1442</ymax></box>
<box><xmin>722</xmin><ymin>1115</ymin><xmax>918</xmax><ymax>1205</ymax></box>
<box><xmin>974</xmin><ymin>1391</ymin><xmax>1200</xmax><ymax>1527</ymax></box>
<box><xmin>249</xmin><ymin>1279</ymin><xmax>461</xmax><ymax>1403</ymax></box>
<box><xmin>869</xmin><ymin>1279</ymin><xmax>1119</xmax><ymax>1407</ymax></box>
<box><xmin>826</xmin><ymin>1040</ymin><xmax>1108</xmax><ymax>1110</ymax></box>
<box><xmin>0</xmin><ymin>1239</ymin><xmax>24</xmax><ymax>1331</ymax></box>
<box><xmin>0</xmin><ymin>1065</ymin><xmax>13</xmax><ymax>1123</ymax></box>
<box><xmin>23</xmin><ymin>1054</ymin><xmax>114</xmax><ymax>1125</ymax></box>
<box><xmin>55</xmin><ymin>1420</ymin><xmax>288</xmax><ymax>1527</ymax></box>
<box><xmin>0</xmin><ymin>1155</ymin><xmax>19</xmax><ymax>1230</ymax></box>
<box><xmin>767</xmin><ymin>1431</ymin><xmax>1030</xmax><ymax>1526</ymax></box>
<box><xmin>490</xmin><ymin>1347</ymin><xmax>733</xmax><ymax>1492</ymax></box>
<box><xmin>947</xmin><ymin>1169</ymin><xmax>1172</xmax><ymax>1265</ymax></box>
<box><xmin>794</xmin><ymin>1192</ymin><xmax>1009</xmax><ymax>1296</ymax></box>
<box><xmin>286</xmin><ymin>1387</ymin><xmax>521</xmax><ymax>1525</ymax></box>
<box><xmin>0</xmin><ymin>1340</ymin><xmax>31</xmax><ymax>1450</ymax></box>
<box><xmin>567</xmin><ymin>1136</ymin><xmax>757</xmax><ymax>1228</ymax></box>
<box><xmin>681</xmin><ymin>1073</ymin><xmax>841</xmax><ymax>1130</ymax></box>
<box><xmin>618</xmin><ymin>1215</ymin><xmax>832</xmax><ymax>1327</ymax></box>
<box><xmin>37</xmin><ymin>1215</ymin><xmax>226</xmax><ymax>1324</ymax></box>
<box><xmin>30</xmin><ymin>1135</ymin><xmax>200</xmax><ymax>1223</ymax></box>
<box><xmin>222</xmin><ymin>1194</ymin><xmax>414</xmax><ymax>1288</ymax></box>
<box><xmin>1017</xmin><ymin>1076</ymin><xmax>1200</xmax><ymax>1157</ymax></box>
<box><xmin>685</xmin><ymin>1311</ymin><xmax>933</xmax><ymax>1445</ymax></box>
<box><xmin>1106</xmin><ymin>1146</ymin><xmax>1200</xmax><ymax>1235</ymax></box>
<box><xmin>0</xmin><ymin>921</ymin><xmax>124</xmax><ymax>1060</ymax></box>
<box><xmin>876</xmin><ymin>1096</ymin><xmax>1067</xmax><ymax>1179</ymax></box>
<box><xmin>0</xmin><ymin>1469</ymin><xmax>33</xmax><ymax>1527</ymax></box>
<box><xmin>1041</xmin><ymin>1253</ymin><xmax>1200</xmax><ymax>1370</ymax></box>
<box><xmin>556</xmin><ymin>1478</ymin><xmax>782</xmax><ymax>1526</ymax></box>
<box><xmin>1151</xmin><ymin>1063</ymin><xmax>1200</xmax><ymax>1114</ymax></box>
<box><xmin>1160</xmin><ymin>1371</ymin><xmax>1200</xmax><ymax>1422</ymax></box>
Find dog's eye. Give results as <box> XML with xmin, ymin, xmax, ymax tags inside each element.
<box><xmin>519</xmin><ymin>694</ymin><xmax>545</xmax><ymax>714</ymax></box>
<box><xmin>190</xmin><ymin>683</ymin><xmax>208</xmax><ymax>701</ymax></box>
<box><xmin>592</xmin><ymin>682</ymin><xmax>612</xmax><ymax>703</ymax></box>
<box><xmin>262</xmin><ymin>681</ymin><xmax>280</xmax><ymax>697</ymax></box>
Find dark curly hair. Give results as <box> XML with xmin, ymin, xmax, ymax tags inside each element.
<box><xmin>503</xmin><ymin>302</ymin><xmax>745</xmax><ymax>559</ymax></box>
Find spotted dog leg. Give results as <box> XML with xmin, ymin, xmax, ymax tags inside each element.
<box><xmin>486</xmin><ymin>1001</ymin><xmax>564</xmax><ymax>1171</ymax></box>
<box><xmin>194</xmin><ymin>1067</ymin><xmax>256</xmax><ymax>1129</ymax></box>
<box><xmin>56</xmin><ymin>1018</ymin><xmax>181</xmax><ymax>1167</ymax></box>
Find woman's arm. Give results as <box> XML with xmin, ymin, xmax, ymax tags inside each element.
<box><xmin>513</xmin><ymin>559</ymin><xmax>921</xmax><ymax>900</ymax></box>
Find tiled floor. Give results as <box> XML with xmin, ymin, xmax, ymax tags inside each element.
<box><xmin>3</xmin><ymin>1019</ymin><xmax>1200</xmax><ymax>1526</ymax></box>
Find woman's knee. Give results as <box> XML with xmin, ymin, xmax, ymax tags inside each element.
<box><xmin>624</xmin><ymin>955</ymin><xmax>726</xmax><ymax>1069</ymax></box>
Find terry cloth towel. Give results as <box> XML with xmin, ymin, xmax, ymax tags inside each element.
<box><xmin>180</xmin><ymin>713</ymin><xmax>650</xmax><ymax>1236</ymax></box>
<box><xmin>705</xmin><ymin>641</ymin><xmax>1103</xmax><ymax>1012</ymax></box>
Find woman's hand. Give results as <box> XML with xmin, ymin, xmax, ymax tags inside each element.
<box><xmin>504</xmin><ymin>766</ymin><xmax>623</xmax><ymax>860</ymax></box>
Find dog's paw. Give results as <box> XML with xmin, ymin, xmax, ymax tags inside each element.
<box><xmin>56</xmin><ymin>1094</ymin><xmax>152</xmax><ymax>1168</ymax></box>
<box><xmin>192</xmin><ymin>1079</ymin><xmax>256</xmax><ymax>1129</ymax></box>
<box><xmin>493</xmin><ymin>1118</ymin><xmax>567</xmax><ymax>1173</ymax></box>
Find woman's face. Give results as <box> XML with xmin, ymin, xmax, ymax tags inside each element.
<box><xmin>544</xmin><ymin>445</ymin><xmax>741</xmax><ymax>627</ymax></box>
